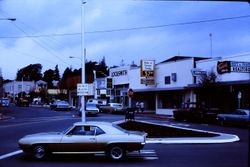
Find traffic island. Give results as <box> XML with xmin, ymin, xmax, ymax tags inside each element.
<box><xmin>117</xmin><ymin>120</ymin><xmax>240</xmax><ymax>144</ymax></box>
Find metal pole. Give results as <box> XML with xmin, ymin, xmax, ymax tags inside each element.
<box><xmin>93</xmin><ymin>70</ymin><xmax>97</xmax><ymax>99</ymax></box>
<box><xmin>209</xmin><ymin>33</ymin><xmax>213</xmax><ymax>57</ymax></box>
<box><xmin>81</xmin><ymin>0</ymin><xmax>86</xmax><ymax>122</ymax></box>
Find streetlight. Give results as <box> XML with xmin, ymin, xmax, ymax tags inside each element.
<box><xmin>209</xmin><ymin>33</ymin><xmax>213</xmax><ymax>57</ymax></box>
<box><xmin>0</xmin><ymin>18</ymin><xmax>16</xmax><ymax>21</ymax></box>
<box><xmin>81</xmin><ymin>0</ymin><xmax>86</xmax><ymax>122</ymax></box>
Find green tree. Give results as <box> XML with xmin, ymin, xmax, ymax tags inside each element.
<box><xmin>16</xmin><ymin>64</ymin><xmax>42</xmax><ymax>81</ymax></box>
<box><xmin>54</xmin><ymin>65</ymin><xmax>60</xmax><ymax>81</ymax></box>
<box><xmin>43</xmin><ymin>69</ymin><xmax>54</xmax><ymax>89</ymax></box>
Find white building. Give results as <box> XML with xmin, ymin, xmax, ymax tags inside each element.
<box><xmin>3</xmin><ymin>81</ymin><xmax>35</xmax><ymax>99</ymax></box>
<box><xmin>195</xmin><ymin>53</ymin><xmax>250</xmax><ymax>110</ymax></box>
<box><xmin>107</xmin><ymin>54</ymin><xmax>250</xmax><ymax>115</ymax></box>
<box><xmin>109</xmin><ymin>56</ymin><xmax>207</xmax><ymax>115</ymax></box>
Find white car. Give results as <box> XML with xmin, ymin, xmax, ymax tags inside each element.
<box><xmin>85</xmin><ymin>103</ymin><xmax>99</xmax><ymax>115</ymax></box>
<box><xmin>50</xmin><ymin>100</ymin><xmax>71</xmax><ymax>111</ymax></box>
<box><xmin>99</xmin><ymin>103</ymin><xmax>126</xmax><ymax>114</ymax></box>
<box><xmin>18</xmin><ymin>121</ymin><xmax>147</xmax><ymax>160</ymax></box>
<box><xmin>217</xmin><ymin>109</ymin><xmax>250</xmax><ymax>127</ymax></box>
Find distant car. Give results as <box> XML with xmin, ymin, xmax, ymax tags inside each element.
<box><xmin>217</xmin><ymin>109</ymin><xmax>250</xmax><ymax>127</ymax></box>
<box><xmin>16</xmin><ymin>98</ymin><xmax>29</xmax><ymax>107</ymax></box>
<box><xmin>100</xmin><ymin>103</ymin><xmax>126</xmax><ymax>114</ymax></box>
<box><xmin>18</xmin><ymin>121</ymin><xmax>147</xmax><ymax>160</ymax></box>
<box><xmin>50</xmin><ymin>100</ymin><xmax>71</xmax><ymax>111</ymax></box>
<box><xmin>0</xmin><ymin>98</ymin><xmax>10</xmax><ymax>107</ymax></box>
<box><xmin>85</xmin><ymin>103</ymin><xmax>99</xmax><ymax>115</ymax></box>
<box><xmin>173</xmin><ymin>102</ymin><xmax>205</xmax><ymax>122</ymax></box>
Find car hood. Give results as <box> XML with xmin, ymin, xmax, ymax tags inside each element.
<box><xmin>19</xmin><ymin>132</ymin><xmax>63</xmax><ymax>144</ymax></box>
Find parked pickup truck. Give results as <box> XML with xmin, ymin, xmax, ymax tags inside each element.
<box><xmin>16</xmin><ymin>98</ymin><xmax>29</xmax><ymax>107</ymax></box>
<box><xmin>99</xmin><ymin>103</ymin><xmax>126</xmax><ymax>114</ymax></box>
<box><xmin>173</xmin><ymin>102</ymin><xmax>222</xmax><ymax>124</ymax></box>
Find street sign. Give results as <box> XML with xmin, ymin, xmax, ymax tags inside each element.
<box><xmin>191</xmin><ymin>69</ymin><xmax>207</xmax><ymax>76</ymax></box>
<box><xmin>77</xmin><ymin>83</ymin><xmax>88</xmax><ymax>96</ymax></box>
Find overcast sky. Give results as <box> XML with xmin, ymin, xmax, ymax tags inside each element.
<box><xmin>0</xmin><ymin>0</ymin><xmax>249</xmax><ymax>80</ymax></box>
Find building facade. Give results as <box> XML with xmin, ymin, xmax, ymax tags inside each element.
<box><xmin>3</xmin><ymin>81</ymin><xmax>35</xmax><ymax>100</ymax></box>
<box><xmin>106</xmin><ymin>54</ymin><xmax>250</xmax><ymax>115</ymax></box>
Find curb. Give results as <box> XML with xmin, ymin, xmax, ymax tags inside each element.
<box><xmin>115</xmin><ymin>120</ymin><xmax>240</xmax><ymax>144</ymax></box>
<box><xmin>146</xmin><ymin>133</ymin><xmax>240</xmax><ymax>144</ymax></box>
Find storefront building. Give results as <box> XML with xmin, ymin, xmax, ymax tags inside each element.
<box><xmin>107</xmin><ymin>54</ymin><xmax>250</xmax><ymax>115</ymax></box>
<box><xmin>195</xmin><ymin>54</ymin><xmax>250</xmax><ymax>111</ymax></box>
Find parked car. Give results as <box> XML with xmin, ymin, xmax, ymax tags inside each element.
<box><xmin>0</xmin><ymin>98</ymin><xmax>10</xmax><ymax>107</ymax></box>
<box><xmin>50</xmin><ymin>100</ymin><xmax>71</xmax><ymax>111</ymax></box>
<box><xmin>87</xmin><ymin>98</ymin><xmax>107</xmax><ymax>108</ymax></box>
<box><xmin>217</xmin><ymin>109</ymin><xmax>250</xmax><ymax>127</ymax></box>
<box><xmin>173</xmin><ymin>102</ymin><xmax>205</xmax><ymax>122</ymax></box>
<box><xmin>173</xmin><ymin>102</ymin><xmax>222</xmax><ymax>124</ymax></box>
<box><xmin>99</xmin><ymin>103</ymin><xmax>126</xmax><ymax>114</ymax></box>
<box><xmin>18</xmin><ymin>121</ymin><xmax>147</xmax><ymax>160</ymax></box>
<box><xmin>16</xmin><ymin>97</ymin><xmax>29</xmax><ymax>107</ymax></box>
<box><xmin>85</xmin><ymin>103</ymin><xmax>99</xmax><ymax>115</ymax></box>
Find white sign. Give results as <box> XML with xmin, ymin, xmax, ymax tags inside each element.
<box><xmin>141</xmin><ymin>60</ymin><xmax>155</xmax><ymax>71</ymax></box>
<box><xmin>77</xmin><ymin>83</ymin><xmax>89</xmax><ymax>96</ymax></box>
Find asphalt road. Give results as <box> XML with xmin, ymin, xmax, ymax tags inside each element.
<box><xmin>0</xmin><ymin>105</ymin><xmax>249</xmax><ymax>167</ymax></box>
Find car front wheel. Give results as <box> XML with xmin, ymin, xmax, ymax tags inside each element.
<box><xmin>107</xmin><ymin>145</ymin><xmax>125</xmax><ymax>161</ymax></box>
<box><xmin>33</xmin><ymin>145</ymin><xmax>47</xmax><ymax>159</ymax></box>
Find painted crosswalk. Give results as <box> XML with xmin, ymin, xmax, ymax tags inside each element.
<box><xmin>127</xmin><ymin>149</ymin><xmax>158</xmax><ymax>160</ymax></box>
<box><xmin>95</xmin><ymin>149</ymin><xmax>158</xmax><ymax>160</ymax></box>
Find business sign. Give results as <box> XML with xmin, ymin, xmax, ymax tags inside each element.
<box><xmin>191</xmin><ymin>69</ymin><xmax>207</xmax><ymax>76</ymax></box>
<box><xmin>217</xmin><ymin>61</ymin><xmax>250</xmax><ymax>74</ymax></box>
<box><xmin>111</xmin><ymin>70</ymin><xmax>127</xmax><ymax>77</ymax></box>
<box><xmin>217</xmin><ymin>61</ymin><xmax>230</xmax><ymax>74</ymax></box>
<box><xmin>140</xmin><ymin>60</ymin><xmax>155</xmax><ymax>85</ymax></box>
<box><xmin>230</xmin><ymin>61</ymin><xmax>250</xmax><ymax>73</ymax></box>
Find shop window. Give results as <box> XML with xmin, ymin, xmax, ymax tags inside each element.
<box><xmin>157</xmin><ymin>93</ymin><xmax>181</xmax><ymax>109</ymax></box>
<box><xmin>165</xmin><ymin>76</ymin><xmax>171</xmax><ymax>84</ymax></box>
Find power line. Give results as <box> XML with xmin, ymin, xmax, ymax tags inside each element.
<box><xmin>0</xmin><ymin>14</ymin><xmax>249</xmax><ymax>39</ymax></box>
<box><xmin>87</xmin><ymin>14</ymin><xmax>250</xmax><ymax>34</ymax></box>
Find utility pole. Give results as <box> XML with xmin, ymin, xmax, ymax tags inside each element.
<box><xmin>81</xmin><ymin>0</ymin><xmax>86</xmax><ymax>122</ymax></box>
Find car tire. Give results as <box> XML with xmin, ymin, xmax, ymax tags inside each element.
<box><xmin>32</xmin><ymin>145</ymin><xmax>48</xmax><ymax>159</ymax></box>
<box><xmin>107</xmin><ymin>145</ymin><xmax>125</xmax><ymax>161</ymax></box>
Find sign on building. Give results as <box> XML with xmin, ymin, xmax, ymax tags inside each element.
<box><xmin>217</xmin><ymin>61</ymin><xmax>250</xmax><ymax>74</ymax></box>
<box><xmin>140</xmin><ymin>60</ymin><xmax>155</xmax><ymax>85</ymax></box>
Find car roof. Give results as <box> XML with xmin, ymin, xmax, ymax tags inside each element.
<box><xmin>73</xmin><ymin>121</ymin><xmax>124</xmax><ymax>134</ymax></box>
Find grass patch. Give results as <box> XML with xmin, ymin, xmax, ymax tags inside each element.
<box><xmin>118</xmin><ymin>121</ymin><xmax>219</xmax><ymax>138</ymax></box>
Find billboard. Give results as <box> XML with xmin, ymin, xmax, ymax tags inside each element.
<box><xmin>217</xmin><ymin>61</ymin><xmax>250</xmax><ymax>74</ymax></box>
<box><xmin>140</xmin><ymin>60</ymin><xmax>155</xmax><ymax>85</ymax></box>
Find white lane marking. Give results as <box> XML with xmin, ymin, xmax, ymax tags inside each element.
<box><xmin>0</xmin><ymin>150</ymin><xmax>23</xmax><ymax>160</ymax></box>
<box><xmin>0</xmin><ymin>116</ymin><xmax>78</xmax><ymax>128</ymax></box>
<box><xmin>0</xmin><ymin>149</ymin><xmax>159</xmax><ymax>161</ymax></box>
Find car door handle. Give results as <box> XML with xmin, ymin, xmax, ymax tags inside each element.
<box><xmin>89</xmin><ymin>138</ymin><xmax>95</xmax><ymax>140</ymax></box>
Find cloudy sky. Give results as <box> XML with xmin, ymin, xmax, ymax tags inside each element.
<box><xmin>0</xmin><ymin>0</ymin><xmax>249</xmax><ymax>80</ymax></box>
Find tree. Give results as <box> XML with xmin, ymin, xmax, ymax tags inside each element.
<box><xmin>42</xmin><ymin>65</ymin><xmax>61</xmax><ymax>89</ymax></box>
<box><xmin>197</xmin><ymin>71</ymin><xmax>218</xmax><ymax>109</ymax></box>
<box><xmin>16</xmin><ymin>64</ymin><xmax>42</xmax><ymax>81</ymax></box>
<box><xmin>54</xmin><ymin>65</ymin><xmax>60</xmax><ymax>81</ymax></box>
<box><xmin>43</xmin><ymin>69</ymin><xmax>54</xmax><ymax>89</ymax></box>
